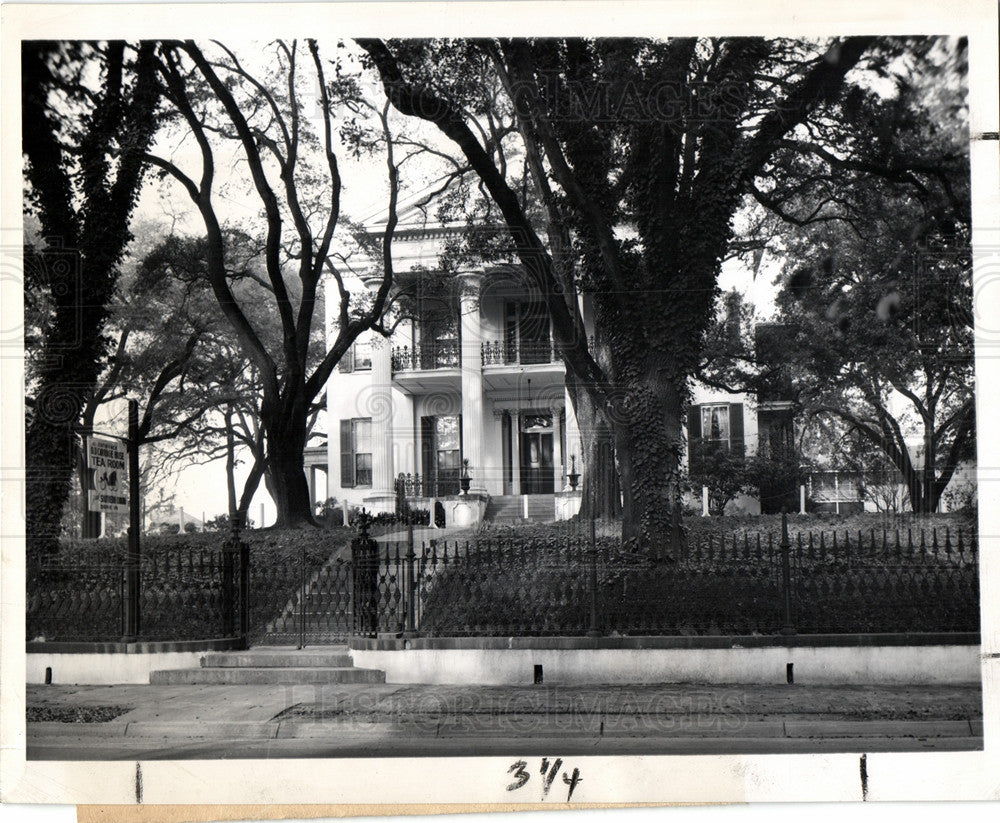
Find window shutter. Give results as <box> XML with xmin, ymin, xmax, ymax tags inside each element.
<box><xmin>421</xmin><ymin>416</ymin><xmax>434</xmax><ymax>483</ymax></box>
<box><xmin>687</xmin><ymin>406</ymin><xmax>704</xmax><ymax>477</ymax></box>
<box><xmin>687</xmin><ymin>406</ymin><xmax>702</xmax><ymax>439</ymax></box>
<box><xmin>340</xmin><ymin>419</ymin><xmax>355</xmax><ymax>487</ymax></box>
<box><xmin>730</xmin><ymin>403</ymin><xmax>745</xmax><ymax>461</ymax></box>
<box><xmin>338</xmin><ymin>347</ymin><xmax>354</xmax><ymax>373</ymax></box>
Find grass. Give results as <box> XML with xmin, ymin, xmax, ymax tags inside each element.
<box><xmin>27</xmin><ymin>706</ymin><xmax>130</xmax><ymax>723</ymax></box>
<box><xmin>475</xmin><ymin>511</ymin><xmax>976</xmax><ymax>542</ymax></box>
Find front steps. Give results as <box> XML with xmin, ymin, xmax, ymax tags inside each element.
<box><xmin>485</xmin><ymin>494</ymin><xmax>556</xmax><ymax>523</ymax></box>
<box><xmin>149</xmin><ymin>646</ymin><xmax>386</xmax><ymax>685</ymax></box>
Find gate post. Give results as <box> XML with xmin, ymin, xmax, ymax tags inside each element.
<box><xmin>403</xmin><ymin>519</ymin><xmax>419</xmax><ymax>639</ymax></box>
<box><xmin>586</xmin><ymin>517</ymin><xmax>601</xmax><ymax>637</ymax></box>
<box><xmin>222</xmin><ymin>527</ymin><xmax>236</xmax><ymax>638</ymax></box>
<box><xmin>780</xmin><ymin>511</ymin><xmax>796</xmax><ymax>635</ymax></box>
<box><xmin>238</xmin><ymin>520</ymin><xmax>250</xmax><ymax>648</ymax></box>
<box><xmin>351</xmin><ymin>509</ymin><xmax>378</xmax><ymax>637</ymax></box>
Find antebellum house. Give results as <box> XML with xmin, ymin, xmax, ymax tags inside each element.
<box><xmin>324</xmin><ymin>209</ymin><xmax>588</xmax><ymax>525</ymax></box>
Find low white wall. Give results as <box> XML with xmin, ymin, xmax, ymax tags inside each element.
<box><xmin>27</xmin><ymin>651</ymin><xmax>204</xmax><ymax>685</ymax></box>
<box><xmin>351</xmin><ymin>645</ymin><xmax>980</xmax><ymax>686</ymax></box>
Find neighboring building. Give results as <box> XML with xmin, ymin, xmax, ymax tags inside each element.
<box><xmin>684</xmin><ymin>322</ymin><xmax>799</xmax><ymax>515</ymax></box>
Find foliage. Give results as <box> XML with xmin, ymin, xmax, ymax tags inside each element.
<box><xmin>147</xmin><ymin>40</ymin><xmax>400</xmax><ymax>526</ymax></box>
<box><xmin>687</xmin><ymin>447</ymin><xmax>751</xmax><ymax>516</ymax></box>
<box><xmin>22</xmin><ymin>41</ymin><xmax>162</xmax><ymax>556</ymax></box>
<box><xmin>697</xmin><ymin>41</ymin><xmax>972</xmax><ymax>515</ymax></box>
<box><xmin>357</xmin><ymin>36</ymin><xmax>968</xmax><ymax>555</ymax></box>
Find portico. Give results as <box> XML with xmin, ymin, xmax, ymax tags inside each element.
<box><xmin>326</xmin><ymin>263</ymin><xmax>584</xmax><ymax>523</ymax></box>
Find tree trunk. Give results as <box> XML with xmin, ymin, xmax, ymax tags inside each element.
<box><xmin>613</xmin><ymin>365</ymin><xmax>686</xmax><ymax>561</ymax></box>
<box><xmin>26</xmin><ymin>388</ymin><xmax>86</xmax><ymax>559</ymax></box>
<box><xmin>570</xmin><ymin>384</ymin><xmax>621</xmax><ymax>521</ymax></box>
<box><xmin>76</xmin><ymin>444</ymin><xmax>102</xmax><ymax>539</ymax></box>
<box><xmin>236</xmin><ymin>459</ymin><xmax>267</xmax><ymax>526</ymax></box>
<box><xmin>225</xmin><ymin>407</ymin><xmax>238</xmax><ymax>521</ymax></box>
<box><xmin>262</xmin><ymin>396</ymin><xmax>316</xmax><ymax>528</ymax></box>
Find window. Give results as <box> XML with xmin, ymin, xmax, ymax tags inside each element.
<box><xmin>701</xmin><ymin>405</ymin><xmax>730</xmax><ymax>447</ymax></box>
<box><xmin>504</xmin><ymin>301</ymin><xmax>552</xmax><ymax>364</ymax></box>
<box><xmin>338</xmin><ymin>339</ymin><xmax>373</xmax><ymax>372</ymax></box>
<box><xmin>340</xmin><ymin>418</ymin><xmax>372</xmax><ymax>488</ymax></box>
<box><xmin>687</xmin><ymin>402</ymin><xmax>745</xmax><ymax>476</ymax></box>
<box><xmin>353</xmin><ymin>339</ymin><xmax>372</xmax><ymax>371</ymax></box>
<box><xmin>421</xmin><ymin>414</ymin><xmax>462</xmax><ymax>495</ymax></box>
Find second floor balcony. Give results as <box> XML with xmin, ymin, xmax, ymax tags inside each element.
<box><xmin>392</xmin><ymin>341</ymin><xmax>460</xmax><ymax>372</ymax></box>
<box><xmin>481</xmin><ymin>339</ymin><xmax>556</xmax><ymax>366</ymax></box>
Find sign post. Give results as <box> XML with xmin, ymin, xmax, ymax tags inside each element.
<box><xmin>124</xmin><ymin>400</ymin><xmax>141</xmax><ymax>641</ymax></box>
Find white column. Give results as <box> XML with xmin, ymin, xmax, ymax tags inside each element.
<box><xmin>459</xmin><ymin>273</ymin><xmax>485</xmax><ymax>494</ymax></box>
<box><xmin>702</xmin><ymin>486</ymin><xmax>710</xmax><ymax>517</ymax></box>
<box><xmin>800</xmin><ymin>485</ymin><xmax>807</xmax><ymax>515</ymax></box>
<box><xmin>366</xmin><ymin>335</ymin><xmax>396</xmax><ymax>513</ymax></box>
<box><xmin>511</xmin><ymin>411</ymin><xmax>522</xmax><ymax>496</ymax></box>
<box><xmin>552</xmin><ymin>406</ymin><xmax>563</xmax><ymax>491</ymax></box>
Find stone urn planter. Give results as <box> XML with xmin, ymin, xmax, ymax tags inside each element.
<box><xmin>460</xmin><ymin>458</ymin><xmax>471</xmax><ymax>494</ymax></box>
<box><xmin>567</xmin><ymin>454</ymin><xmax>580</xmax><ymax>490</ymax></box>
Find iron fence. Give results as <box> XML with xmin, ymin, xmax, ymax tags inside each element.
<box><xmin>352</xmin><ymin>518</ymin><xmax>979</xmax><ymax>638</ymax></box>
<box><xmin>27</xmin><ymin>517</ymin><xmax>979</xmax><ymax>643</ymax></box>
<box><xmin>26</xmin><ymin>546</ymin><xmax>241</xmax><ymax>643</ymax></box>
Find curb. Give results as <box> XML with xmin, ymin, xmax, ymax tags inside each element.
<box><xmin>27</xmin><ymin>717</ymin><xmax>982</xmax><ymax>742</ymax></box>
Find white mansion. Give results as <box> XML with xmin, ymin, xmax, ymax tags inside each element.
<box><xmin>320</xmin><ymin>208</ymin><xmax>783</xmax><ymax>525</ymax></box>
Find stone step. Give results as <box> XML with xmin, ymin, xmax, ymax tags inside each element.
<box><xmin>202</xmin><ymin>651</ymin><xmax>353</xmax><ymax>668</ymax></box>
<box><xmin>150</xmin><ymin>666</ymin><xmax>386</xmax><ymax>685</ymax></box>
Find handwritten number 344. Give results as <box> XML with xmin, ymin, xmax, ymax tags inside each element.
<box><xmin>507</xmin><ymin>758</ymin><xmax>582</xmax><ymax>801</ymax></box>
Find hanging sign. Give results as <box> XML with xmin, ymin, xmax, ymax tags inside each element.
<box><xmin>86</xmin><ymin>435</ymin><xmax>129</xmax><ymax>513</ymax></box>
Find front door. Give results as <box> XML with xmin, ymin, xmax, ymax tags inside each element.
<box><xmin>520</xmin><ymin>413</ymin><xmax>554</xmax><ymax>494</ymax></box>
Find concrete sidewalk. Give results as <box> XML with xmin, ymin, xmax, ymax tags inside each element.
<box><xmin>25</xmin><ymin>680</ymin><xmax>983</xmax><ymax>759</ymax></box>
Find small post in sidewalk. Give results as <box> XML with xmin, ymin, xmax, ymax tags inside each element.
<box><xmin>587</xmin><ymin>517</ymin><xmax>600</xmax><ymax>637</ymax></box>
<box><xmin>403</xmin><ymin>515</ymin><xmax>418</xmax><ymax>638</ymax></box>
<box><xmin>779</xmin><ymin>510</ymin><xmax>796</xmax><ymax>636</ymax></box>
<box><xmin>123</xmin><ymin>399</ymin><xmax>141</xmax><ymax>642</ymax></box>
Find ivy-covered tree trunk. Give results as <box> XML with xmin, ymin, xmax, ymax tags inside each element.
<box><xmin>612</xmin><ymin>361</ymin><xmax>687</xmax><ymax>560</ymax></box>
<box><xmin>576</xmin><ymin>396</ymin><xmax>621</xmax><ymax>521</ymax></box>
<box><xmin>22</xmin><ymin>43</ymin><xmax>160</xmax><ymax>559</ymax></box>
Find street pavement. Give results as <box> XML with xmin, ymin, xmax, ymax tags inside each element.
<box><xmin>24</xmin><ymin>680</ymin><xmax>983</xmax><ymax>760</ymax></box>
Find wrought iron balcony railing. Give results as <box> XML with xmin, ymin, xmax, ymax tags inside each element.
<box><xmin>395</xmin><ymin>472</ymin><xmax>460</xmax><ymax>499</ymax></box>
<box><xmin>481</xmin><ymin>339</ymin><xmax>556</xmax><ymax>366</ymax></box>
<box><xmin>391</xmin><ymin>341</ymin><xmax>460</xmax><ymax>372</ymax></box>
